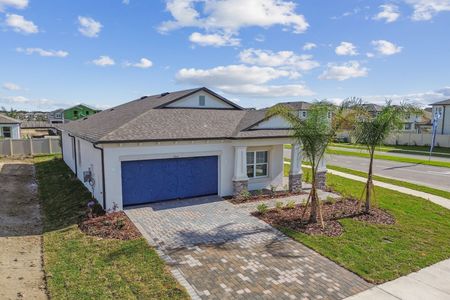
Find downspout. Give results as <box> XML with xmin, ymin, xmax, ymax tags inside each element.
<box><xmin>68</xmin><ymin>133</ymin><xmax>77</xmax><ymax>176</ymax></box>
<box><xmin>93</xmin><ymin>143</ymin><xmax>106</xmax><ymax>209</ymax></box>
<box><xmin>442</xmin><ymin>106</ymin><xmax>447</xmax><ymax>135</ymax></box>
<box><xmin>60</xmin><ymin>130</ymin><xmax>64</xmax><ymax>161</ymax></box>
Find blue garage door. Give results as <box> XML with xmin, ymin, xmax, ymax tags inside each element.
<box><xmin>121</xmin><ymin>156</ymin><xmax>218</xmax><ymax>206</ymax></box>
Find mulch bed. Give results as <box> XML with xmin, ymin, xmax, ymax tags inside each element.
<box><xmin>227</xmin><ymin>190</ymin><xmax>306</xmax><ymax>204</ymax></box>
<box><xmin>79</xmin><ymin>212</ymin><xmax>141</xmax><ymax>240</ymax></box>
<box><xmin>254</xmin><ymin>199</ymin><xmax>395</xmax><ymax>237</ymax></box>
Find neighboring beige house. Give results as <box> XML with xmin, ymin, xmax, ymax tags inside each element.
<box><xmin>0</xmin><ymin>114</ymin><xmax>21</xmax><ymax>139</ymax></box>
<box><xmin>431</xmin><ymin>99</ymin><xmax>450</xmax><ymax>135</ymax></box>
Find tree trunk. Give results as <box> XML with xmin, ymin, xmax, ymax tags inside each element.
<box><xmin>309</xmin><ymin>167</ymin><xmax>318</xmax><ymax>223</ymax></box>
<box><xmin>365</xmin><ymin>148</ymin><xmax>375</xmax><ymax>213</ymax></box>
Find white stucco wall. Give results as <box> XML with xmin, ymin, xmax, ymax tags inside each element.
<box><xmin>0</xmin><ymin>123</ymin><xmax>20</xmax><ymax>139</ymax></box>
<box><xmin>166</xmin><ymin>91</ymin><xmax>235</xmax><ymax>109</ymax></box>
<box><xmin>101</xmin><ymin>138</ymin><xmax>289</xmax><ymax>210</ymax></box>
<box><xmin>253</xmin><ymin>116</ymin><xmax>291</xmax><ymax>129</ymax></box>
<box><xmin>433</xmin><ymin>105</ymin><xmax>450</xmax><ymax>135</ymax></box>
<box><xmin>61</xmin><ymin>131</ymin><xmax>104</xmax><ymax>206</ymax></box>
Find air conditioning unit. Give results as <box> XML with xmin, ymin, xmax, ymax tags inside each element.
<box><xmin>83</xmin><ymin>170</ymin><xmax>92</xmax><ymax>183</ymax></box>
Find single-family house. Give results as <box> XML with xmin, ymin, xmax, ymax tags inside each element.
<box><xmin>0</xmin><ymin>114</ymin><xmax>21</xmax><ymax>139</ymax></box>
<box><xmin>430</xmin><ymin>99</ymin><xmax>450</xmax><ymax>135</ymax></box>
<box><xmin>60</xmin><ymin>87</ymin><xmax>314</xmax><ymax>210</ymax></box>
<box><xmin>48</xmin><ymin>109</ymin><xmax>65</xmax><ymax>124</ymax></box>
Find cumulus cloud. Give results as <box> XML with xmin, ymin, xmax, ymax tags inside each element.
<box><xmin>5</xmin><ymin>14</ymin><xmax>38</xmax><ymax>34</ymax></box>
<box><xmin>189</xmin><ymin>32</ymin><xmax>240</xmax><ymax>46</ymax></box>
<box><xmin>16</xmin><ymin>47</ymin><xmax>69</xmax><ymax>57</ymax></box>
<box><xmin>78</xmin><ymin>16</ymin><xmax>102</xmax><ymax>38</ymax></box>
<box><xmin>335</xmin><ymin>42</ymin><xmax>358</xmax><ymax>56</ymax></box>
<box><xmin>362</xmin><ymin>87</ymin><xmax>450</xmax><ymax>106</ymax></box>
<box><xmin>372</xmin><ymin>40</ymin><xmax>402</xmax><ymax>55</ymax></box>
<box><xmin>405</xmin><ymin>0</ymin><xmax>450</xmax><ymax>21</ymax></box>
<box><xmin>0</xmin><ymin>0</ymin><xmax>28</xmax><ymax>11</ymax></box>
<box><xmin>92</xmin><ymin>55</ymin><xmax>115</xmax><ymax>66</ymax></box>
<box><xmin>158</xmin><ymin>0</ymin><xmax>309</xmax><ymax>35</ymax></box>
<box><xmin>124</xmin><ymin>58</ymin><xmax>153</xmax><ymax>69</ymax></box>
<box><xmin>302</xmin><ymin>42</ymin><xmax>317</xmax><ymax>51</ymax></box>
<box><xmin>2</xmin><ymin>82</ymin><xmax>21</xmax><ymax>91</ymax></box>
<box><xmin>239</xmin><ymin>48</ymin><xmax>319</xmax><ymax>72</ymax></box>
<box><xmin>0</xmin><ymin>94</ymin><xmax>70</xmax><ymax>110</ymax></box>
<box><xmin>319</xmin><ymin>61</ymin><xmax>368</xmax><ymax>81</ymax></box>
<box><xmin>373</xmin><ymin>4</ymin><xmax>400</xmax><ymax>23</ymax></box>
<box><xmin>175</xmin><ymin>64</ymin><xmax>313</xmax><ymax>97</ymax></box>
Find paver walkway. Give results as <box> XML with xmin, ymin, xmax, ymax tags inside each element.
<box><xmin>0</xmin><ymin>161</ymin><xmax>47</xmax><ymax>300</ymax></box>
<box><xmin>346</xmin><ymin>259</ymin><xmax>450</xmax><ymax>300</ymax></box>
<box><xmin>126</xmin><ymin>196</ymin><xmax>372</xmax><ymax>300</ymax></box>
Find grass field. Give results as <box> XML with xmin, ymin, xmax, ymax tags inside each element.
<box><xmin>330</xmin><ymin>143</ymin><xmax>450</xmax><ymax>158</ymax></box>
<box><xmin>280</xmin><ymin>170</ymin><xmax>450</xmax><ymax>283</ymax></box>
<box><xmin>35</xmin><ymin>156</ymin><xmax>188</xmax><ymax>300</ymax></box>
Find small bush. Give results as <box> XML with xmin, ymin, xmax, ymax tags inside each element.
<box><xmin>239</xmin><ymin>189</ymin><xmax>252</xmax><ymax>200</ymax></box>
<box><xmin>325</xmin><ymin>196</ymin><xmax>336</xmax><ymax>204</ymax></box>
<box><xmin>275</xmin><ymin>201</ymin><xmax>284</xmax><ymax>209</ymax></box>
<box><xmin>256</xmin><ymin>203</ymin><xmax>268</xmax><ymax>214</ymax></box>
<box><xmin>285</xmin><ymin>200</ymin><xmax>296</xmax><ymax>209</ymax></box>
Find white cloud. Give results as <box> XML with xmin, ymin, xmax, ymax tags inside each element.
<box><xmin>158</xmin><ymin>0</ymin><xmax>309</xmax><ymax>34</ymax></box>
<box><xmin>0</xmin><ymin>0</ymin><xmax>28</xmax><ymax>11</ymax></box>
<box><xmin>239</xmin><ymin>49</ymin><xmax>319</xmax><ymax>73</ymax></box>
<box><xmin>373</xmin><ymin>4</ymin><xmax>400</xmax><ymax>23</ymax></box>
<box><xmin>175</xmin><ymin>64</ymin><xmax>314</xmax><ymax>97</ymax></box>
<box><xmin>2</xmin><ymin>82</ymin><xmax>21</xmax><ymax>91</ymax></box>
<box><xmin>302</xmin><ymin>42</ymin><xmax>317</xmax><ymax>51</ymax></box>
<box><xmin>122</xmin><ymin>0</ymin><xmax>130</xmax><ymax>4</ymax></box>
<box><xmin>16</xmin><ymin>47</ymin><xmax>69</xmax><ymax>57</ymax></box>
<box><xmin>366</xmin><ymin>52</ymin><xmax>375</xmax><ymax>58</ymax></box>
<box><xmin>254</xmin><ymin>34</ymin><xmax>265</xmax><ymax>42</ymax></box>
<box><xmin>372</xmin><ymin>40</ymin><xmax>402</xmax><ymax>55</ymax></box>
<box><xmin>124</xmin><ymin>58</ymin><xmax>153</xmax><ymax>69</ymax></box>
<box><xmin>319</xmin><ymin>61</ymin><xmax>368</xmax><ymax>81</ymax></box>
<box><xmin>335</xmin><ymin>42</ymin><xmax>358</xmax><ymax>56</ymax></box>
<box><xmin>0</xmin><ymin>94</ymin><xmax>67</xmax><ymax>109</ymax></box>
<box><xmin>362</xmin><ymin>87</ymin><xmax>450</xmax><ymax>106</ymax></box>
<box><xmin>189</xmin><ymin>32</ymin><xmax>240</xmax><ymax>46</ymax></box>
<box><xmin>5</xmin><ymin>14</ymin><xmax>38</xmax><ymax>34</ymax></box>
<box><xmin>405</xmin><ymin>0</ymin><xmax>450</xmax><ymax>21</ymax></box>
<box><xmin>78</xmin><ymin>16</ymin><xmax>102</xmax><ymax>38</ymax></box>
<box><xmin>92</xmin><ymin>55</ymin><xmax>115</xmax><ymax>66</ymax></box>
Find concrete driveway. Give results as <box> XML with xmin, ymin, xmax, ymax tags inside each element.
<box><xmin>126</xmin><ymin>196</ymin><xmax>371</xmax><ymax>299</ymax></box>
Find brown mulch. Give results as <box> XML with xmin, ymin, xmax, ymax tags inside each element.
<box><xmin>254</xmin><ymin>199</ymin><xmax>395</xmax><ymax>237</ymax></box>
<box><xmin>79</xmin><ymin>212</ymin><xmax>141</xmax><ymax>240</ymax></box>
<box><xmin>227</xmin><ymin>190</ymin><xmax>306</xmax><ymax>204</ymax></box>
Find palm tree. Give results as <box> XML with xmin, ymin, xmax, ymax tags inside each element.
<box><xmin>352</xmin><ymin>101</ymin><xmax>418</xmax><ymax>213</ymax></box>
<box><xmin>1</xmin><ymin>106</ymin><xmax>19</xmax><ymax>119</ymax></box>
<box><xmin>268</xmin><ymin>101</ymin><xmax>351</xmax><ymax>225</ymax></box>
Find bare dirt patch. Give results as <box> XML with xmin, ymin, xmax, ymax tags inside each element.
<box><xmin>254</xmin><ymin>199</ymin><xmax>395</xmax><ymax>237</ymax></box>
<box><xmin>0</xmin><ymin>160</ymin><xmax>48</xmax><ymax>299</ymax></box>
<box><xmin>79</xmin><ymin>212</ymin><xmax>141</xmax><ymax>240</ymax></box>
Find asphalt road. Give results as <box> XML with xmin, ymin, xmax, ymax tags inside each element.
<box><xmin>284</xmin><ymin>149</ymin><xmax>450</xmax><ymax>192</ymax></box>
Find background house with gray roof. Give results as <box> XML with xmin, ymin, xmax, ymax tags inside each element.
<box><xmin>0</xmin><ymin>114</ymin><xmax>21</xmax><ymax>139</ymax></box>
<box><xmin>60</xmin><ymin>87</ymin><xmax>307</xmax><ymax>210</ymax></box>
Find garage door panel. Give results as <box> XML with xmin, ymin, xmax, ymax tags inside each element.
<box><xmin>121</xmin><ymin>156</ymin><xmax>218</xmax><ymax>206</ymax></box>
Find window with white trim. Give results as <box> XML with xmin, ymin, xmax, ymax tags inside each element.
<box><xmin>1</xmin><ymin>126</ymin><xmax>11</xmax><ymax>138</ymax></box>
<box><xmin>246</xmin><ymin>151</ymin><xmax>268</xmax><ymax>178</ymax></box>
<box><xmin>301</xmin><ymin>111</ymin><xmax>307</xmax><ymax>118</ymax></box>
<box><xmin>199</xmin><ymin>95</ymin><xmax>206</xmax><ymax>106</ymax></box>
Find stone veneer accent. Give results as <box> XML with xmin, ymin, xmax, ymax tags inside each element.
<box><xmin>315</xmin><ymin>171</ymin><xmax>327</xmax><ymax>190</ymax></box>
<box><xmin>289</xmin><ymin>174</ymin><xmax>302</xmax><ymax>193</ymax></box>
<box><xmin>233</xmin><ymin>180</ymin><xmax>248</xmax><ymax>196</ymax></box>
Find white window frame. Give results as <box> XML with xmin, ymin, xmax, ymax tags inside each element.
<box><xmin>1</xmin><ymin>126</ymin><xmax>11</xmax><ymax>138</ymax></box>
<box><xmin>246</xmin><ymin>151</ymin><xmax>269</xmax><ymax>178</ymax></box>
<box><xmin>302</xmin><ymin>111</ymin><xmax>307</xmax><ymax>118</ymax></box>
<box><xmin>199</xmin><ymin>95</ymin><xmax>206</xmax><ymax>106</ymax></box>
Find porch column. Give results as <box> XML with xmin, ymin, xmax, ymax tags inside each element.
<box><xmin>232</xmin><ymin>146</ymin><xmax>248</xmax><ymax>196</ymax></box>
<box><xmin>316</xmin><ymin>155</ymin><xmax>327</xmax><ymax>190</ymax></box>
<box><xmin>289</xmin><ymin>143</ymin><xmax>303</xmax><ymax>193</ymax></box>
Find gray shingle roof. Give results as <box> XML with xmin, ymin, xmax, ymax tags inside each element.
<box><xmin>0</xmin><ymin>114</ymin><xmax>21</xmax><ymax>124</ymax></box>
<box><xmin>431</xmin><ymin>99</ymin><xmax>450</xmax><ymax>105</ymax></box>
<box><xmin>60</xmin><ymin>87</ymin><xmax>287</xmax><ymax>143</ymax></box>
<box><xmin>21</xmin><ymin>121</ymin><xmax>54</xmax><ymax>128</ymax></box>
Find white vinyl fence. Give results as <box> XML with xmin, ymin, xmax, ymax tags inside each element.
<box><xmin>0</xmin><ymin>137</ymin><xmax>61</xmax><ymax>157</ymax></box>
<box><xmin>385</xmin><ymin>133</ymin><xmax>450</xmax><ymax>148</ymax></box>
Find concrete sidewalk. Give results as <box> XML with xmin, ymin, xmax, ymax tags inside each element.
<box><xmin>326</xmin><ymin>168</ymin><xmax>450</xmax><ymax>210</ymax></box>
<box><xmin>346</xmin><ymin>259</ymin><xmax>450</xmax><ymax>300</ymax></box>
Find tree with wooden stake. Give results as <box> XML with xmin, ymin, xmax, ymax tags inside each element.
<box><xmin>267</xmin><ymin>101</ymin><xmax>352</xmax><ymax>227</ymax></box>
<box><xmin>352</xmin><ymin>101</ymin><xmax>419</xmax><ymax>213</ymax></box>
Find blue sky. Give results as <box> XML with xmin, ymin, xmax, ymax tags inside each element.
<box><xmin>1</xmin><ymin>0</ymin><xmax>449</xmax><ymax>111</ymax></box>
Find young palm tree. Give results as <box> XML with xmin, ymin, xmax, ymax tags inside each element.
<box><xmin>353</xmin><ymin>101</ymin><xmax>417</xmax><ymax>213</ymax></box>
<box><xmin>267</xmin><ymin>101</ymin><xmax>350</xmax><ymax>225</ymax></box>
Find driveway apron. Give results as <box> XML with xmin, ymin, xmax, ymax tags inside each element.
<box><xmin>126</xmin><ymin>196</ymin><xmax>372</xmax><ymax>300</ymax></box>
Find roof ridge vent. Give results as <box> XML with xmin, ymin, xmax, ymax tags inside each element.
<box><xmin>139</xmin><ymin>96</ymin><xmax>147</xmax><ymax>100</ymax></box>
<box><xmin>160</xmin><ymin>92</ymin><xmax>170</xmax><ymax>97</ymax></box>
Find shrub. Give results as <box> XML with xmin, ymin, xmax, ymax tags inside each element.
<box><xmin>275</xmin><ymin>201</ymin><xmax>284</xmax><ymax>210</ymax></box>
<box><xmin>239</xmin><ymin>189</ymin><xmax>252</xmax><ymax>200</ymax></box>
<box><xmin>325</xmin><ymin>196</ymin><xmax>336</xmax><ymax>204</ymax></box>
<box><xmin>256</xmin><ymin>203</ymin><xmax>268</xmax><ymax>214</ymax></box>
<box><xmin>285</xmin><ymin>200</ymin><xmax>296</xmax><ymax>209</ymax></box>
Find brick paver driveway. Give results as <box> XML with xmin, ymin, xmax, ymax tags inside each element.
<box><xmin>126</xmin><ymin>196</ymin><xmax>371</xmax><ymax>300</ymax></box>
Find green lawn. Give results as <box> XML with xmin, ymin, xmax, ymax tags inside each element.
<box><xmin>280</xmin><ymin>171</ymin><xmax>450</xmax><ymax>283</ymax></box>
<box><xmin>35</xmin><ymin>156</ymin><xmax>188</xmax><ymax>300</ymax></box>
<box><xmin>327</xmin><ymin>148</ymin><xmax>450</xmax><ymax>168</ymax></box>
<box><xmin>330</xmin><ymin>142</ymin><xmax>450</xmax><ymax>155</ymax></box>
